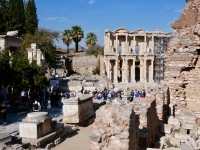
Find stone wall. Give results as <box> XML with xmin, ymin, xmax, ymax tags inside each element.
<box><xmin>90</xmin><ymin>102</ymin><xmax>139</xmax><ymax>150</ymax></box>
<box><xmin>131</xmin><ymin>98</ymin><xmax>159</xmax><ymax>148</ymax></box>
<box><xmin>165</xmin><ymin>0</ymin><xmax>200</xmax><ymax>117</ymax></box>
<box><xmin>162</xmin><ymin>0</ymin><xmax>200</xmax><ymax>149</ymax></box>
<box><xmin>72</xmin><ymin>55</ymin><xmax>98</xmax><ymax>75</ymax></box>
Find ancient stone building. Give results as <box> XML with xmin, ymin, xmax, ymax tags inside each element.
<box><xmin>0</xmin><ymin>31</ymin><xmax>21</xmax><ymax>56</ymax></box>
<box><xmin>27</xmin><ymin>43</ymin><xmax>46</xmax><ymax>72</ymax></box>
<box><xmin>103</xmin><ymin>28</ymin><xmax>171</xmax><ymax>84</ymax></box>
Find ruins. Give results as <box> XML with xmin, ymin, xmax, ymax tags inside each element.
<box><xmin>103</xmin><ymin>28</ymin><xmax>171</xmax><ymax>84</ymax></box>
<box><xmin>0</xmin><ymin>31</ymin><xmax>20</xmax><ymax>56</ymax></box>
<box><xmin>27</xmin><ymin>43</ymin><xmax>46</xmax><ymax>72</ymax></box>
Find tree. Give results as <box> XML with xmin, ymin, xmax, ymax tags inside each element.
<box><xmin>85</xmin><ymin>32</ymin><xmax>97</xmax><ymax>48</ymax></box>
<box><xmin>20</xmin><ymin>28</ymin><xmax>60</xmax><ymax>68</ymax></box>
<box><xmin>0</xmin><ymin>46</ymin><xmax>11</xmax><ymax>88</ymax></box>
<box><xmin>62</xmin><ymin>29</ymin><xmax>72</xmax><ymax>53</ymax></box>
<box><xmin>70</xmin><ymin>26</ymin><xmax>84</xmax><ymax>52</ymax></box>
<box><xmin>25</xmin><ymin>0</ymin><xmax>38</xmax><ymax>35</ymax></box>
<box><xmin>0</xmin><ymin>0</ymin><xmax>8</xmax><ymax>35</ymax></box>
<box><xmin>7</xmin><ymin>0</ymin><xmax>26</xmax><ymax>36</ymax></box>
<box><xmin>86</xmin><ymin>44</ymin><xmax>104</xmax><ymax>57</ymax></box>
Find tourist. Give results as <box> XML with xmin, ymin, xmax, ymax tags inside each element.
<box><xmin>134</xmin><ymin>92</ymin><xmax>140</xmax><ymax>98</ymax></box>
<box><xmin>142</xmin><ymin>89</ymin><xmax>146</xmax><ymax>97</ymax></box>
<box><xmin>1</xmin><ymin>102</ymin><xmax>7</xmax><ymax>124</ymax></box>
<box><xmin>97</xmin><ymin>92</ymin><xmax>102</xmax><ymax>100</ymax></box>
<box><xmin>33</xmin><ymin>99</ymin><xmax>41</xmax><ymax>112</ymax></box>
<box><xmin>47</xmin><ymin>98</ymin><xmax>51</xmax><ymax>114</ymax></box>
<box><xmin>65</xmin><ymin>91</ymin><xmax>70</xmax><ymax>98</ymax></box>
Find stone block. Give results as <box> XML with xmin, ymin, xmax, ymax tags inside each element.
<box><xmin>19</xmin><ymin>112</ymin><xmax>52</xmax><ymax>139</ymax></box>
<box><xmin>62</xmin><ymin>94</ymin><xmax>94</xmax><ymax>123</ymax></box>
<box><xmin>174</xmin><ymin>133</ymin><xmax>190</xmax><ymax>140</ymax></box>
<box><xmin>0</xmin><ymin>133</ymin><xmax>12</xmax><ymax>144</ymax></box>
<box><xmin>168</xmin><ymin>116</ymin><xmax>180</xmax><ymax>126</ymax></box>
<box><xmin>182</xmin><ymin>123</ymin><xmax>194</xmax><ymax>130</ymax></box>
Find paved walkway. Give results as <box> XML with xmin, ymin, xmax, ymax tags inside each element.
<box><xmin>0</xmin><ymin>107</ymin><xmax>63</xmax><ymax>134</ymax></box>
<box><xmin>54</xmin><ymin>124</ymin><xmax>92</xmax><ymax>150</ymax></box>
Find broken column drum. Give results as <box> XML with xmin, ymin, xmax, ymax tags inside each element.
<box><xmin>62</xmin><ymin>94</ymin><xmax>94</xmax><ymax>123</ymax></box>
<box><xmin>19</xmin><ymin>112</ymin><xmax>52</xmax><ymax>139</ymax></box>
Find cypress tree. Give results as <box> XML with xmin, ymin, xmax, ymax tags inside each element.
<box><xmin>7</xmin><ymin>0</ymin><xmax>26</xmax><ymax>36</ymax></box>
<box><xmin>25</xmin><ymin>0</ymin><xmax>38</xmax><ymax>35</ymax></box>
<box><xmin>0</xmin><ymin>0</ymin><xmax>8</xmax><ymax>35</ymax></box>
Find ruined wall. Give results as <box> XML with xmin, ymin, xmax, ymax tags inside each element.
<box><xmin>72</xmin><ymin>55</ymin><xmax>98</xmax><ymax>75</ymax></box>
<box><xmin>165</xmin><ymin>0</ymin><xmax>200</xmax><ymax>117</ymax></box>
<box><xmin>90</xmin><ymin>103</ymin><xmax>139</xmax><ymax>150</ymax></box>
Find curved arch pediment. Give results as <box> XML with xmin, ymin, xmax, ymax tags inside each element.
<box><xmin>114</xmin><ymin>28</ymin><xmax>129</xmax><ymax>33</ymax></box>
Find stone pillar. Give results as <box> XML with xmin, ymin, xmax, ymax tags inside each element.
<box><xmin>107</xmin><ymin>59</ymin><xmax>110</xmax><ymax>79</ymax></box>
<box><xmin>149</xmin><ymin>59</ymin><xmax>154</xmax><ymax>82</ymax></box>
<box><xmin>114</xmin><ymin>59</ymin><xmax>118</xmax><ymax>83</ymax></box>
<box><xmin>133</xmin><ymin>35</ymin><xmax>136</xmax><ymax>54</ymax></box>
<box><xmin>131</xmin><ymin>59</ymin><xmax>136</xmax><ymax>83</ymax></box>
<box><xmin>116</xmin><ymin>35</ymin><xmax>118</xmax><ymax>51</ymax></box>
<box><xmin>122</xmin><ymin>59</ymin><xmax>125</xmax><ymax>83</ymax></box>
<box><xmin>144</xmin><ymin>35</ymin><xmax>147</xmax><ymax>53</ymax></box>
<box><xmin>125</xmin><ymin>59</ymin><xmax>128</xmax><ymax>83</ymax></box>
<box><xmin>143</xmin><ymin>59</ymin><xmax>147</xmax><ymax>82</ymax></box>
<box><xmin>140</xmin><ymin>59</ymin><xmax>144</xmax><ymax>82</ymax></box>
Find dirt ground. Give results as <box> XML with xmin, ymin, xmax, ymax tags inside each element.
<box><xmin>53</xmin><ymin>124</ymin><xmax>92</xmax><ymax>150</ymax></box>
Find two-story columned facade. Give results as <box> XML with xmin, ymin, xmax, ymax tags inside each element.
<box><xmin>103</xmin><ymin>28</ymin><xmax>171</xmax><ymax>83</ymax></box>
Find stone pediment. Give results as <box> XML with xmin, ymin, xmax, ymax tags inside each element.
<box><xmin>115</xmin><ymin>28</ymin><xmax>129</xmax><ymax>33</ymax></box>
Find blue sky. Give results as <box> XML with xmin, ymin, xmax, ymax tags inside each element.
<box><xmin>36</xmin><ymin>0</ymin><xmax>185</xmax><ymax>49</ymax></box>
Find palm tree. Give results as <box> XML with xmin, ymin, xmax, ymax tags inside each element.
<box><xmin>85</xmin><ymin>32</ymin><xmax>98</xmax><ymax>49</ymax></box>
<box><xmin>62</xmin><ymin>29</ymin><xmax>72</xmax><ymax>53</ymax></box>
<box><xmin>70</xmin><ymin>26</ymin><xmax>84</xmax><ymax>52</ymax></box>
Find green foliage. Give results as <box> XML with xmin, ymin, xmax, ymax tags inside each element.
<box><xmin>7</xmin><ymin>0</ymin><xmax>26</xmax><ymax>36</ymax></box>
<box><xmin>0</xmin><ymin>46</ymin><xmax>11</xmax><ymax>87</ymax></box>
<box><xmin>92</xmin><ymin>66</ymin><xmax>100</xmax><ymax>75</ymax></box>
<box><xmin>20</xmin><ymin>28</ymin><xmax>60</xmax><ymax>67</ymax></box>
<box><xmin>86</xmin><ymin>44</ymin><xmax>104</xmax><ymax>57</ymax></box>
<box><xmin>165</xmin><ymin>140</ymin><xmax>178</xmax><ymax>148</ymax></box>
<box><xmin>0</xmin><ymin>0</ymin><xmax>8</xmax><ymax>35</ymax></box>
<box><xmin>25</xmin><ymin>0</ymin><xmax>38</xmax><ymax>34</ymax></box>
<box><xmin>62</xmin><ymin>29</ymin><xmax>72</xmax><ymax>53</ymax></box>
<box><xmin>85</xmin><ymin>32</ymin><xmax>97</xmax><ymax>48</ymax></box>
<box><xmin>70</xmin><ymin>26</ymin><xmax>84</xmax><ymax>52</ymax></box>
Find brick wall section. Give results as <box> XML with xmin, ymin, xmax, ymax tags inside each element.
<box><xmin>90</xmin><ymin>103</ymin><xmax>139</xmax><ymax>150</ymax></box>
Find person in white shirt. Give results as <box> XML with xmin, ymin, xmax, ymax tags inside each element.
<box><xmin>33</xmin><ymin>99</ymin><xmax>41</xmax><ymax>112</ymax></box>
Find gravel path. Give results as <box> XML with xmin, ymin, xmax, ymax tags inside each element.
<box><xmin>54</xmin><ymin>124</ymin><xmax>92</xmax><ymax>150</ymax></box>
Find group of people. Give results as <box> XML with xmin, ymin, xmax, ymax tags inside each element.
<box><xmin>95</xmin><ymin>88</ymin><xmax>146</xmax><ymax>101</ymax></box>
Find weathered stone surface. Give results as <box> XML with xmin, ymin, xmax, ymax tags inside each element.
<box><xmin>62</xmin><ymin>94</ymin><xmax>94</xmax><ymax>123</ymax></box>
<box><xmin>0</xmin><ymin>133</ymin><xmax>12</xmax><ymax>144</ymax></box>
<box><xmin>89</xmin><ymin>133</ymin><xmax>101</xmax><ymax>143</ymax></box>
<box><xmin>19</xmin><ymin>112</ymin><xmax>52</xmax><ymax>139</ymax></box>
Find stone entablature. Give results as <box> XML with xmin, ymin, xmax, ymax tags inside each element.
<box><xmin>72</xmin><ymin>55</ymin><xmax>98</xmax><ymax>75</ymax></box>
<box><xmin>103</xmin><ymin>28</ymin><xmax>171</xmax><ymax>84</ymax></box>
<box><xmin>27</xmin><ymin>43</ymin><xmax>46</xmax><ymax>71</ymax></box>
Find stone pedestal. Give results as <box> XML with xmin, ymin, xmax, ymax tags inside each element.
<box><xmin>19</xmin><ymin>112</ymin><xmax>52</xmax><ymax>139</ymax></box>
<box><xmin>121</xmin><ymin>95</ymin><xmax>133</xmax><ymax>103</ymax></box>
<box><xmin>62</xmin><ymin>94</ymin><xmax>94</xmax><ymax>123</ymax></box>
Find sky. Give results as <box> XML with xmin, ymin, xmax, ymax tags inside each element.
<box><xmin>35</xmin><ymin>0</ymin><xmax>185</xmax><ymax>49</ymax></box>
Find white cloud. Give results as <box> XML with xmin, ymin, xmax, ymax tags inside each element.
<box><xmin>89</xmin><ymin>0</ymin><xmax>95</xmax><ymax>4</ymax></box>
<box><xmin>43</xmin><ymin>17</ymin><xmax>68</xmax><ymax>22</ymax></box>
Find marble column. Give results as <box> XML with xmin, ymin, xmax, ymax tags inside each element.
<box><xmin>143</xmin><ymin>59</ymin><xmax>147</xmax><ymax>82</ymax></box>
<box><xmin>125</xmin><ymin>59</ymin><xmax>128</xmax><ymax>83</ymax></box>
<box><xmin>122</xmin><ymin>59</ymin><xmax>125</xmax><ymax>83</ymax></box>
<box><xmin>133</xmin><ymin>35</ymin><xmax>136</xmax><ymax>54</ymax></box>
<box><xmin>114</xmin><ymin>59</ymin><xmax>118</xmax><ymax>83</ymax></box>
<box><xmin>107</xmin><ymin>59</ymin><xmax>110</xmax><ymax>79</ymax></box>
<box><xmin>149</xmin><ymin>59</ymin><xmax>154</xmax><ymax>82</ymax></box>
<box><xmin>116</xmin><ymin>35</ymin><xmax>118</xmax><ymax>51</ymax></box>
<box><xmin>140</xmin><ymin>59</ymin><xmax>144</xmax><ymax>82</ymax></box>
<box><xmin>131</xmin><ymin>59</ymin><xmax>136</xmax><ymax>83</ymax></box>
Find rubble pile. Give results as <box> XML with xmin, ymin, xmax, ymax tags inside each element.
<box><xmin>90</xmin><ymin>102</ymin><xmax>139</xmax><ymax>150</ymax></box>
